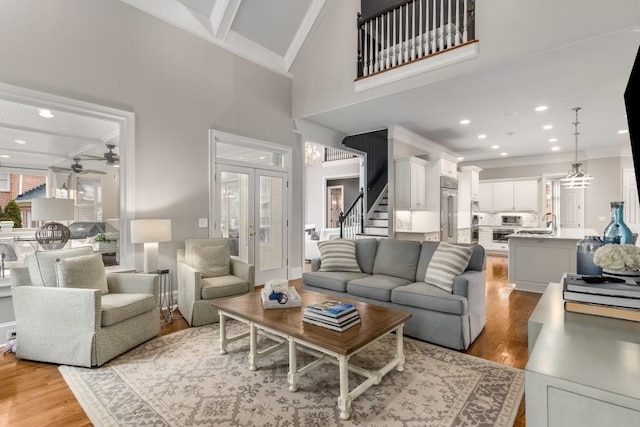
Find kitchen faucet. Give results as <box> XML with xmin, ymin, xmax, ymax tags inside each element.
<box><xmin>543</xmin><ymin>212</ymin><xmax>557</xmax><ymax>234</ymax></box>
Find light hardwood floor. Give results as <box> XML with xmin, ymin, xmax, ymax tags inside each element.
<box><xmin>0</xmin><ymin>256</ymin><xmax>539</xmax><ymax>426</ymax></box>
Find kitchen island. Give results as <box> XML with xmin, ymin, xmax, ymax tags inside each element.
<box><xmin>507</xmin><ymin>228</ymin><xmax>599</xmax><ymax>293</ymax></box>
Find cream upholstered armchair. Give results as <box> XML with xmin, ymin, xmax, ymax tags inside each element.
<box><xmin>177</xmin><ymin>238</ymin><xmax>254</xmax><ymax>326</ymax></box>
<box><xmin>11</xmin><ymin>246</ymin><xmax>160</xmax><ymax>367</ymax></box>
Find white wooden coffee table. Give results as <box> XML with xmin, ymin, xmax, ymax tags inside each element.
<box><xmin>212</xmin><ymin>289</ymin><xmax>411</xmax><ymax>420</ymax></box>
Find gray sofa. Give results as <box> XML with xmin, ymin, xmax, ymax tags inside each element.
<box><xmin>302</xmin><ymin>239</ymin><xmax>486</xmax><ymax>350</ymax></box>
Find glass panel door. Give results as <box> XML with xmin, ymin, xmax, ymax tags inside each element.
<box><xmin>217</xmin><ymin>166</ymin><xmax>287</xmax><ymax>284</ymax></box>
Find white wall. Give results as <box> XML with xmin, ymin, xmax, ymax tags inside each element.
<box><xmin>305</xmin><ymin>158</ymin><xmax>360</xmax><ymax>231</ymax></box>
<box><xmin>291</xmin><ymin>0</ymin><xmax>640</xmax><ymax>120</ymax></box>
<box><xmin>0</xmin><ymin>0</ymin><xmax>300</xmax><ymax>273</ymax></box>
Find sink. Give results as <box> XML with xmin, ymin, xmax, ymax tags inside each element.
<box><xmin>516</xmin><ymin>229</ymin><xmax>554</xmax><ymax>235</ymax></box>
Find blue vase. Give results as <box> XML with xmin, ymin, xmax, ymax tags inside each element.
<box><xmin>577</xmin><ymin>236</ymin><xmax>604</xmax><ymax>275</ymax></box>
<box><xmin>603</xmin><ymin>201</ymin><xmax>633</xmax><ymax>244</ymax></box>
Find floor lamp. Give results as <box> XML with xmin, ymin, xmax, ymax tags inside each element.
<box><xmin>31</xmin><ymin>198</ymin><xmax>75</xmax><ymax>250</ymax></box>
<box><xmin>130</xmin><ymin>219</ymin><xmax>172</xmax><ymax>273</ymax></box>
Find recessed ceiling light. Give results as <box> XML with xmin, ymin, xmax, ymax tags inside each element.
<box><xmin>491</xmin><ymin>145</ymin><xmax>500</xmax><ymax>149</ymax></box>
<box><xmin>618</xmin><ymin>129</ymin><xmax>629</xmax><ymax>134</ymax></box>
<box><xmin>38</xmin><ymin>109</ymin><xmax>54</xmax><ymax>118</ymax></box>
<box><xmin>548</xmin><ymin>138</ymin><xmax>558</xmax><ymax>143</ymax></box>
<box><xmin>478</xmin><ymin>134</ymin><xmax>487</xmax><ymax>139</ymax></box>
<box><xmin>14</xmin><ymin>139</ymin><xmax>26</xmax><ymax>144</ymax></box>
<box><xmin>0</xmin><ymin>154</ymin><xmax>10</xmax><ymax>159</ymax></box>
<box><xmin>457</xmin><ymin>156</ymin><xmax>464</xmax><ymax>161</ymax></box>
<box><xmin>500</xmin><ymin>111</ymin><xmax>518</xmax><ymax>117</ymax></box>
<box><xmin>542</xmin><ymin>125</ymin><xmax>553</xmax><ymax>130</ymax></box>
<box><xmin>238</xmin><ymin>157</ymin><xmax>243</xmax><ymax>160</ymax></box>
<box><xmin>500</xmin><ymin>152</ymin><xmax>508</xmax><ymax>156</ymax></box>
<box><xmin>460</xmin><ymin>119</ymin><xmax>470</xmax><ymax>125</ymax></box>
<box><xmin>535</xmin><ymin>105</ymin><xmax>548</xmax><ymax>112</ymax></box>
<box><xmin>259</xmin><ymin>156</ymin><xmax>266</xmax><ymax>160</ymax></box>
<box><xmin>551</xmin><ymin>146</ymin><xmax>561</xmax><ymax>151</ymax></box>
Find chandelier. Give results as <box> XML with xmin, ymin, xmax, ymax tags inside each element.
<box><xmin>305</xmin><ymin>143</ymin><xmax>321</xmax><ymax>166</ymax></box>
<box><xmin>560</xmin><ymin>107</ymin><xmax>594</xmax><ymax>189</ymax></box>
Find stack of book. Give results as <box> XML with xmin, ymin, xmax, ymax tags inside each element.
<box><xmin>563</xmin><ymin>273</ymin><xmax>640</xmax><ymax>322</ymax></box>
<box><xmin>303</xmin><ymin>300</ymin><xmax>361</xmax><ymax>332</ymax></box>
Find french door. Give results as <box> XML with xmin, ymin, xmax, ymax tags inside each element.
<box><xmin>217</xmin><ymin>164</ymin><xmax>288</xmax><ymax>285</ymax></box>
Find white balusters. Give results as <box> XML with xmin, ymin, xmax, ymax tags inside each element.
<box><xmin>358</xmin><ymin>0</ymin><xmax>474</xmax><ymax>78</ymax></box>
<box><xmin>463</xmin><ymin>0</ymin><xmax>468</xmax><ymax>43</ymax></box>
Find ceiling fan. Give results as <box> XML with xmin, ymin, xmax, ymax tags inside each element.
<box><xmin>50</xmin><ymin>158</ymin><xmax>107</xmax><ymax>175</ymax></box>
<box><xmin>80</xmin><ymin>143</ymin><xmax>120</xmax><ymax>166</ymax></box>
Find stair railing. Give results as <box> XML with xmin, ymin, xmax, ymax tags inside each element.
<box><xmin>357</xmin><ymin>0</ymin><xmax>476</xmax><ymax>78</ymax></box>
<box><xmin>338</xmin><ymin>188</ymin><xmax>365</xmax><ymax>239</ymax></box>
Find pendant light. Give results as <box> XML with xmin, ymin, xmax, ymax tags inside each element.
<box><xmin>560</xmin><ymin>107</ymin><xmax>594</xmax><ymax>188</ymax></box>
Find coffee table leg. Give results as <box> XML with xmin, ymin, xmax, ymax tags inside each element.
<box><xmin>249</xmin><ymin>323</ymin><xmax>258</xmax><ymax>371</ymax></box>
<box><xmin>287</xmin><ymin>337</ymin><xmax>298</xmax><ymax>392</ymax></box>
<box><xmin>337</xmin><ymin>355</ymin><xmax>352</xmax><ymax>420</ymax></box>
<box><xmin>219</xmin><ymin>312</ymin><xmax>227</xmax><ymax>355</ymax></box>
<box><xmin>396</xmin><ymin>325</ymin><xmax>405</xmax><ymax>372</ymax></box>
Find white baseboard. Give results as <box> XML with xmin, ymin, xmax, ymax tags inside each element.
<box><xmin>0</xmin><ymin>321</ymin><xmax>16</xmax><ymax>346</ymax></box>
<box><xmin>290</xmin><ymin>267</ymin><xmax>302</xmax><ymax>280</ymax></box>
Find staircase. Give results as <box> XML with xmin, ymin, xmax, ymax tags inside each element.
<box><xmin>357</xmin><ymin>189</ymin><xmax>389</xmax><ymax>238</ymax></box>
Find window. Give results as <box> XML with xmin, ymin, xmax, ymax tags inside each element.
<box><xmin>75</xmin><ymin>177</ymin><xmax>103</xmax><ymax>221</ymax></box>
<box><xmin>0</xmin><ymin>173</ymin><xmax>9</xmax><ymax>191</ymax></box>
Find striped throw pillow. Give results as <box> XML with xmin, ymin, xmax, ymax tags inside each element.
<box><xmin>424</xmin><ymin>242</ymin><xmax>473</xmax><ymax>293</ymax></box>
<box><xmin>318</xmin><ymin>240</ymin><xmax>361</xmax><ymax>273</ymax></box>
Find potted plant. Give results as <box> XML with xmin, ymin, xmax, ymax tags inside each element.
<box><xmin>93</xmin><ymin>232</ymin><xmax>118</xmax><ymax>251</ymax></box>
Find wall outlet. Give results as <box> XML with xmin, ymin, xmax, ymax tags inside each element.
<box><xmin>198</xmin><ymin>218</ymin><xmax>208</xmax><ymax>228</ymax></box>
<box><xmin>7</xmin><ymin>330</ymin><xmax>16</xmax><ymax>340</ymax></box>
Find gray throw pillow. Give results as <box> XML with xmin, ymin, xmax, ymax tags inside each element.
<box><xmin>424</xmin><ymin>242</ymin><xmax>473</xmax><ymax>293</ymax></box>
<box><xmin>185</xmin><ymin>238</ymin><xmax>228</xmax><ymax>266</ymax></box>
<box><xmin>26</xmin><ymin>246</ymin><xmax>94</xmax><ymax>287</ymax></box>
<box><xmin>192</xmin><ymin>245</ymin><xmax>230</xmax><ymax>278</ymax></box>
<box><xmin>55</xmin><ymin>253</ymin><xmax>109</xmax><ymax>295</ymax></box>
<box><xmin>318</xmin><ymin>240</ymin><xmax>361</xmax><ymax>273</ymax></box>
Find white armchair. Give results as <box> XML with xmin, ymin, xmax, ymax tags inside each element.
<box><xmin>11</xmin><ymin>247</ymin><xmax>160</xmax><ymax>367</ymax></box>
<box><xmin>177</xmin><ymin>238</ymin><xmax>254</xmax><ymax>326</ymax></box>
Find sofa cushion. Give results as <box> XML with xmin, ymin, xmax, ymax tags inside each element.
<box><xmin>192</xmin><ymin>245</ymin><xmax>230</xmax><ymax>278</ymax></box>
<box><xmin>424</xmin><ymin>242</ymin><xmax>474</xmax><ymax>293</ymax></box>
<box><xmin>347</xmin><ymin>274</ymin><xmax>411</xmax><ymax>302</ymax></box>
<box><xmin>372</xmin><ymin>239</ymin><xmax>421</xmax><ymax>281</ymax></box>
<box><xmin>101</xmin><ymin>293</ymin><xmax>156</xmax><ymax>327</ymax></box>
<box><xmin>303</xmin><ymin>271</ymin><xmax>370</xmax><ymax>292</ymax></box>
<box><xmin>26</xmin><ymin>246</ymin><xmax>94</xmax><ymax>287</ymax></box>
<box><xmin>467</xmin><ymin>244</ymin><xmax>486</xmax><ymax>272</ymax></box>
<box><xmin>318</xmin><ymin>240</ymin><xmax>361</xmax><ymax>272</ymax></box>
<box><xmin>391</xmin><ymin>282</ymin><xmax>468</xmax><ymax>315</ymax></box>
<box><xmin>201</xmin><ymin>275</ymin><xmax>249</xmax><ymax>300</ymax></box>
<box><xmin>355</xmin><ymin>238</ymin><xmax>379</xmax><ymax>274</ymax></box>
<box><xmin>55</xmin><ymin>253</ymin><xmax>109</xmax><ymax>295</ymax></box>
<box><xmin>415</xmin><ymin>241</ymin><xmax>440</xmax><ymax>282</ymax></box>
<box><xmin>185</xmin><ymin>238</ymin><xmax>228</xmax><ymax>266</ymax></box>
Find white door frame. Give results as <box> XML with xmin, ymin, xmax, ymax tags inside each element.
<box><xmin>209</xmin><ymin>129</ymin><xmax>292</xmax><ymax>279</ymax></box>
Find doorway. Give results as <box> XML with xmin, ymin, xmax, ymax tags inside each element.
<box><xmin>326</xmin><ymin>185</ymin><xmax>343</xmax><ymax>228</ymax></box>
<box><xmin>211</xmin><ymin>131</ymin><xmax>290</xmax><ymax>285</ymax></box>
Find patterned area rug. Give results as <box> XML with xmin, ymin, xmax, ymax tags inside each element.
<box><xmin>59</xmin><ymin>322</ymin><xmax>523</xmax><ymax>426</ymax></box>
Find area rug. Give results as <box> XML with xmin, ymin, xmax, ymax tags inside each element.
<box><xmin>59</xmin><ymin>322</ymin><xmax>524</xmax><ymax>426</ymax></box>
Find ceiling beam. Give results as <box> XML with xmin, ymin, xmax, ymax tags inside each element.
<box><xmin>212</xmin><ymin>0</ymin><xmax>242</xmax><ymax>41</ymax></box>
<box><xmin>0</xmin><ymin>122</ymin><xmax>105</xmax><ymax>144</ymax></box>
<box><xmin>284</xmin><ymin>0</ymin><xmax>326</xmax><ymax>71</ymax></box>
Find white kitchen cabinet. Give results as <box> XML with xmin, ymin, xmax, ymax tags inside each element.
<box><xmin>458</xmin><ymin>228</ymin><xmax>471</xmax><ymax>244</ymax></box>
<box><xmin>480</xmin><ymin>179</ymin><xmax>539</xmax><ymax>212</ymax></box>
<box><xmin>478</xmin><ymin>228</ymin><xmax>492</xmax><ymax>249</ymax></box>
<box><xmin>439</xmin><ymin>157</ymin><xmax>458</xmax><ymax>178</ymax></box>
<box><xmin>493</xmin><ymin>181</ymin><xmax>515</xmax><ymax>211</ymax></box>
<box><xmin>395</xmin><ymin>157</ymin><xmax>427</xmax><ymax>211</ymax></box>
<box><xmin>479</xmin><ymin>182</ymin><xmax>494</xmax><ymax>211</ymax></box>
<box><xmin>458</xmin><ymin>166</ymin><xmax>482</xmax><ymax>228</ymax></box>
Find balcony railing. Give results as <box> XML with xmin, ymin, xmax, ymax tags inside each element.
<box><xmin>357</xmin><ymin>0</ymin><xmax>476</xmax><ymax>78</ymax></box>
<box><xmin>324</xmin><ymin>147</ymin><xmax>357</xmax><ymax>162</ymax></box>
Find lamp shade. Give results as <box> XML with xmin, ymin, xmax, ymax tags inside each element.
<box><xmin>130</xmin><ymin>219</ymin><xmax>172</xmax><ymax>243</ymax></box>
<box><xmin>31</xmin><ymin>198</ymin><xmax>75</xmax><ymax>221</ymax></box>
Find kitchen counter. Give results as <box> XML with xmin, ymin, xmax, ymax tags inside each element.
<box><xmin>507</xmin><ymin>228</ymin><xmax>599</xmax><ymax>240</ymax></box>
<box><xmin>508</xmin><ymin>228</ymin><xmax>600</xmax><ymax>293</ymax></box>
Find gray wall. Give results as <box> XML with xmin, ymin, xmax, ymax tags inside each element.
<box><xmin>480</xmin><ymin>156</ymin><xmax>630</xmax><ymax>232</ymax></box>
<box><xmin>0</xmin><ymin>0</ymin><xmax>301</xmax><ymax>274</ymax></box>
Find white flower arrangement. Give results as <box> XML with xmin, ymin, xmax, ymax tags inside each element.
<box><xmin>593</xmin><ymin>244</ymin><xmax>640</xmax><ymax>272</ymax></box>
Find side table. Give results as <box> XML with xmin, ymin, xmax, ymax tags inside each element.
<box><xmin>156</xmin><ymin>269</ymin><xmax>174</xmax><ymax>325</ymax></box>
